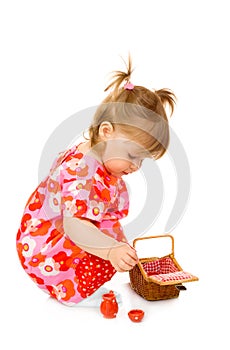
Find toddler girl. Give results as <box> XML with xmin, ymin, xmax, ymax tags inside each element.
<box><xmin>16</xmin><ymin>57</ymin><xmax>176</xmax><ymax>306</ymax></box>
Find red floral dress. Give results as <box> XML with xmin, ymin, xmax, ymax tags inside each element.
<box><xmin>16</xmin><ymin>144</ymin><xmax>129</xmax><ymax>305</ymax></box>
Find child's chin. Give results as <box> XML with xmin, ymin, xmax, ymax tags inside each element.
<box><xmin>112</xmin><ymin>172</ymin><xmax>124</xmax><ymax>178</ymax></box>
<box><xmin>106</xmin><ymin>168</ymin><xmax>127</xmax><ymax>178</ymax></box>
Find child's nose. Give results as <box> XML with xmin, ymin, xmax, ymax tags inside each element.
<box><xmin>136</xmin><ymin>158</ymin><xmax>143</xmax><ymax>168</ymax></box>
<box><xmin>130</xmin><ymin>161</ymin><xmax>141</xmax><ymax>171</ymax></box>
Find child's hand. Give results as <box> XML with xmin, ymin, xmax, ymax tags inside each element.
<box><xmin>108</xmin><ymin>244</ymin><xmax>139</xmax><ymax>272</ymax></box>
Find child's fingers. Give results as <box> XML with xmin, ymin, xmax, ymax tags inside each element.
<box><xmin>126</xmin><ymin>247</ymin><xmax>139</xmax><ymax>262</ymax></box>
<box><xmin>109</xmin><ymin>244</ymin><xmax>139</xmax><ymax>272</ymax></box>
<box><xmin>124</xmin><ymin>253</ymin><xmax>138</xmax><ymax>266</ymax></box>
<box><xmin>120</xmin><ymin>251</ymin><xmax>138</xmax><ymax>270</ymax></box>
<box><xmin>117</xmin><ymin>260</ymin><xmax>134</xmax><ymax>272</ymax></box>
<box><xmin>112</xmin><ymin>255</ymin><xmax>136</xmax><ymax>272</ymax></box>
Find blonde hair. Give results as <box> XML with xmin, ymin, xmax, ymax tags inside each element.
<box><xmin>89</xmin><ymin>56</ymin><xmax>176</xmax><ymax>159</ymax></box>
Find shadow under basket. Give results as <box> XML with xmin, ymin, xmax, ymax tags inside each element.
<box><xmin>129</xmin><ymin>235</ymin><xmax>199</xmax><ymax>301</ymax></box>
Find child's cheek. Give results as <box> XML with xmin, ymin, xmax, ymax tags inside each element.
<box><xmin>104</xmin><ymin>159</ymin><xmax>129</xmax><ymax>172</ymax></box>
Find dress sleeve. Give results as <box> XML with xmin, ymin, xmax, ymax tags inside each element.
<box><xmin>60</xmin><ymin>154</ymin><xmax>117</xmax><ymax>223</ymax></box>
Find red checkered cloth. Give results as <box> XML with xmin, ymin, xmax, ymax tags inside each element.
<box><xmin>143</xmin><ymin>257</ymin><xmax>178</xmax><ymax>275</ymax></box>
<box><xmin>142</xmin><ymin>257</ymin><xmax>193</xmax><ymax>282</ymax></box>
<box><xmin>149</xmin><ymin>271</ymin><xmax>194</xmax><ymax>282</ymax></box>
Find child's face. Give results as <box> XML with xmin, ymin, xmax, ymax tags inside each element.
<box><xmin>97</xmin><ymin>122</ymin><xmax>152</xmax><ymax>178</ymax></box>
<box><xmin>102</xmin><ymin>138</ymin><xmax>150</xmax><ymax>178</ymax></box>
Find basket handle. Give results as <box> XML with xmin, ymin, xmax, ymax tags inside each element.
<box><xmin>133</xmin><ymin>234</ymin><xmax>175</xmax><ymax>256</ymax></box>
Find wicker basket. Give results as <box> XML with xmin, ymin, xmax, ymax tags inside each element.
<box><xmin>129</xmin><ymin>235</ymin><xmax>198</xmax><ymax>301</ymax></box>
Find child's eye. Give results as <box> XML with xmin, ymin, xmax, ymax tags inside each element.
<box><xmin>128</xmin><ymin>153</ymin><xmax>136</xmax><ymax>160</ymax></box>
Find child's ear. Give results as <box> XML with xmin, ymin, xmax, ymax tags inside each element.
<box><xmin>98</xmin><ymin>121</ymin><xmax>114</xmax><ymax>140</ymax></box>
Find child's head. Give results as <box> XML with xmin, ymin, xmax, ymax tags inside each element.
<box><xmin>88</xmin><ymin>56</ymin><xmax>176</xmax><ymax>176</ymax></box>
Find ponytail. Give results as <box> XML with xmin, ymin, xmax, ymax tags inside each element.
<box><xmin>155</xmin><ymin>89</ymin><xmax>176</xmax><ymax>116</ymax></box>
<box><xmin>104</xmin><ymin>54</ymin><xmax>133</xmax><ymax>93</ymax></box>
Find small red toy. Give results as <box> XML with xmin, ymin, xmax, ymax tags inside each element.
<box><xmin>100</xmin><ymin>290</ymin><xmax>118</xmax><ymax>318</ymax></box>
<box><xmin>128</xmin><ymin>309</ymin><xmax>145</xmax><ymax>322</ymax></box>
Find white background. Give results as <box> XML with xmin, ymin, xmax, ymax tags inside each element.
<box><xmin>1</xmin><ymin>1</ymin><xmax>229</xmax><ymax>349</ymax></box>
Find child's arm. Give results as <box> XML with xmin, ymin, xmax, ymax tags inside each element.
<box><xmin>63</xmin><ymin>217</ymin><xmax>138</xmax><ymax>272</ymax></box>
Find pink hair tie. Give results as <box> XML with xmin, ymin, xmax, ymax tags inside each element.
<box><xmin>124</xmin><ymin>81</ymin><xmax>134</xmax><ymax>90</ymax></box>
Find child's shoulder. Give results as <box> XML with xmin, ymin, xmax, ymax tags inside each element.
<box><xmin>50</xmin><ymin>144</ymin><xmax>80</xmax><ymax>173</ymax></box>
<box><xmin>52</xmin><ymin>143</ymin><xmax>102</xmax><ymax>179</ymax></box>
